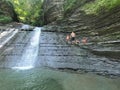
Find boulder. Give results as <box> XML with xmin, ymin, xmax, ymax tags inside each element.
<box><xmin>20</xmin><ymin>24</ymin><xmax>34</xmax><ymax>31</ymax></box>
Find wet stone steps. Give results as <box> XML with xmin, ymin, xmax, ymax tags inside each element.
<box><xmin>36</xmin><ymin>31</ymin><xmax>120</xmax><ymax>76</ymax></box>
<box><xmin>0</xmin><ymin>29</ymin><xmax>120</xmax><ymax>76</ymax></box>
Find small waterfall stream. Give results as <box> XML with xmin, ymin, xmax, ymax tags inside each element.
<box><xmin>12</xmin><ymin>27</ymin><xmax>41</xmax><ymax>70</ymax></box>
<box><xmin>0</xmin><ymin>25</ymin><xmax>120</xmax><ymax>90</ymax></box>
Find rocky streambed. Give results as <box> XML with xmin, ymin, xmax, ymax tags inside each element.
<box><xmin>0</xmin><ymin>23</ymin><xmax>120</xmax><ymax>90</ymax></box>
<box><xmin>41</xmin><ymin>25</ymin><xmax>120</xmax><ymax>77</ymax></box>
<box><xmin>0</xmin><ymin>23</ymin><xmax>120</xmax><ymax>78</ymax></box>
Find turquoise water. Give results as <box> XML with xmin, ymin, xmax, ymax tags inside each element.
<box><xmin>0</xmin><ymin>68</ymin><xmax>120</xmax><ymax>90</ymax></box>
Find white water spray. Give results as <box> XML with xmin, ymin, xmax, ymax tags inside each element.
<box><xmin>12</xmin><ymin>27</ymin><xmax>41</xmax><ymax>70</ymax></box>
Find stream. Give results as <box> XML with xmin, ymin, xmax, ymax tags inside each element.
<box><xmin>0</xmin><ymin>26</ymin><xmax>120</xmax><ymax>90</ymax></box>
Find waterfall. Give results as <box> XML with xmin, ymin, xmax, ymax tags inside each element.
<box><xmin>12</xmin><ymin>27</ymin><xmax>41</xmax><ymax>70</ymax></box>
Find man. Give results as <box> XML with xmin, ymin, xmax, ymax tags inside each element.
<box><xmin>70</xmin><ymin>31</ymin><xmax>76</xmax><ymax>42</ymax></box>
<box><xmin>70</xmin><ymin>32</ymin><xmax>76</xmax><ymax>44</ymax></box>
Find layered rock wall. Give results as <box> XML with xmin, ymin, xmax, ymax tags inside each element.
<box><xmin>43</xmin><ymin>0</ymin><xmax>120</xmax><ymax>42</ymax></box>
<box><xmin>43</xmin><ymin>0</ymin><xmax>120</xmax><ymax>60</ymax></box>
<box><xmin>43</xmin><ymin>0</ymin><xmax>64</xmax><ymax>24</ymax></box>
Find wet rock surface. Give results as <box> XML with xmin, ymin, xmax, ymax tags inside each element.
<box><xmin>43</xmin><ymin>4</ymin><xmax>120</xmax><ymax>65</ymax></box>
<box><xmin>0</xmin><ymin>26</ymin><xmax>120</xmax><ymax>77</ymax></box>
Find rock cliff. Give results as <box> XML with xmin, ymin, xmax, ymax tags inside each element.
<box><xmin>43</xmin><ymin>0</ymin><xmax>120</xmax><ymax>41</ymax></box>
<box><xmin>43</xmin><ymin>0</ymin><xmax>64</xmax><ymax>24</ymax></box>
<box><xmin>43</xmin><ymin>0</ymin><xmax>120</xmax><ymax>60</ymax></box>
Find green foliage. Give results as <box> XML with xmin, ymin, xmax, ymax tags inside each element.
<box><xmin>6</xmin><ymin>0</ymin><xmax>44</xmax><ymax>26</ymax></box>
<box><xmin>63</xmin><ymin>0</ymin><xmax>88</xmax><ymax>17</ymax></box>
<box><xmin>64</xmin><ymin>0</ymin><xmax>77</xmax><ymax>12</ymax></box>
<box><xmin>0</xmin><ymin>9</ymin><xmax>4</xmax><ymax>14</ymax></box>
<box><xmin>82</xmin><ymin>0</ymin><xmax>120</xmax><ymax>15</ymax></box>
<box><xmin>0</xmin><ymin>15</ymin><xmax>12</xmax><ymax>23</ymax></box>
<box><xmin>63</xmin><ymin>0</ymin><xmax>80</xmax><ymax>17</ymax></box>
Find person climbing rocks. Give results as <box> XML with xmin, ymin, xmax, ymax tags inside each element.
<box><xmin>81</xmin><ymin>37</ymin><xmax>87</xmax><ymax>44</ymax></box>
<box><xmin>66</xmin><ymin>32</ymin><xmax>80</xmax><ymax>44</ymax></box>
<box><xmin>70</xmin><ymin>31</ymin><xmax>76</xmax><ymax>43</ymax></box>
<box><xmin>66</xmin><ymin>34</ymin><xmax>70</xmax><ymax>42</ymax></box>
<box><xmin>75</xmin><ymin>39</ymin><xmax>80</xmax><ymax>44</ymax></box>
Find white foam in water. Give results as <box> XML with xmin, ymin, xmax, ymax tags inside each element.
<box><xmin>12</xmin><ymin>27</ymin><xmax>41</xmax><ymax>70</ymax></box>
<box><xmin>12</xmin><ymin>66</ymin><xmax>34</xmax><ymax>70</ymax></box>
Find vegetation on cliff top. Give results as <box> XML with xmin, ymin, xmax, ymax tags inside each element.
<box><xmin>82</xmin><ymin>0</ymin><xmax>120</xmax><ymax>14</ymax></box>
<box><xmin>0</xmin><ymin>15</ymin><xmax>12</xmax><ymax>24</ymax></box>
<box><xmin>63</xmin><ymin>0</ymin><xmax>120</xmax><ymax>16</ymax></box>
<box><xmin>63</xmin><ymin>0</ymin><xmax>83</xmax><ymax>17</ymax></box>
<box><xmin>64</xmin><ymin>0</ymin><xmax>77</xmax><ymax>11</ymax></box>
<box><xmin>7</xmin><ymin>0</ymin><xmax>44</xmax><ymax>26</ymax></box>
<box><xmin>1</xmin><ymin>0</ymin><xmax>120</xmax><ymax>25</ymax></box>
<box><xmin>0</xmin><ymin>0</ymin><xmax>14</xmax><ymax>24</ymax></box>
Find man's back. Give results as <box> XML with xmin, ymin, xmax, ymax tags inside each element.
<box><xmin>71</xmin><ymin>32</ymin><xmax>76</xmax><ymax>37</ymax></box>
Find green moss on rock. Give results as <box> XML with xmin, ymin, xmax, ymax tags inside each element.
<box><xmin>0</xmin><ymin>15</ymin><xmax>12</xmax><ymax>24</ymax></box>
<box><xmin>82</xmin><ymin>0</ymin><xmax>120</xmax><ymax>15</ymax></box>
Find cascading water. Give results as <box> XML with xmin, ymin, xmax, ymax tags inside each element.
<box><xmin>0</xmin><ymin>26</ymin><xmax>120</xmax><ymax>90</ymax></box>
<box><xmin>12</xmin><ymin>27</ymin><xmax>41</xmax><ymax>70</ymax></box>
<box><xmin>0</xmin><ymin>28</ymin><xmax>18</xmax><ymax>48</ymax></box>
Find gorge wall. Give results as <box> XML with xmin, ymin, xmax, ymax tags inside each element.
<box><xmin>43</xmin><ymin>0</ymin><xmax>120</xmax><ymax>60</ymax></box>
<box><xmin>43</xmin><ymin>0</ymin><xmax>64</xmax><ymax>24</ymax></box>
<box><xmin>43</xmin><ymin>0</ymin><xmax>120</xmax><ymax>42</ymax></box>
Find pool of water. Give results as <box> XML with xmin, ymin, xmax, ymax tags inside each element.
<box><xmin>0</xmin><ymin>68</ymin><xmax>120</xmax><ymax>90</ymax></box>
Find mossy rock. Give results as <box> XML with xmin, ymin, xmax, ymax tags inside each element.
<box><xmin>0</xmin><ymin>15</ymin><xmax>12</xmax><ymax>24</ymax></box>
<box><xmin>0</xmin><ymin>0</ymin><xmax>18</xmax><ymax>23</ymax></box>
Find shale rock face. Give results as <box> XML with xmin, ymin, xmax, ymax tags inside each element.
<box><xmin>43</xmin><ymin>0</ymin><xmax>120</xmax><ymax>42</ymax></box>
<box><xmin>43</xmin><ymin>0</ymin><xmax>64</xmax><ymax>24</ymax></box>
<box><xmin>0</xmin><ymin>0</ymin><xmax>18</xmax><ymax>23</ymax></box>
<box><xmin>43</xmin><ymin>0</ymin><xmax>120</xmax><ymax>60</ymax></box>
<box><xmin>59</xmin><ymin>3</ymin><xmax>120</xmax><ymax>43</ymax></box>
